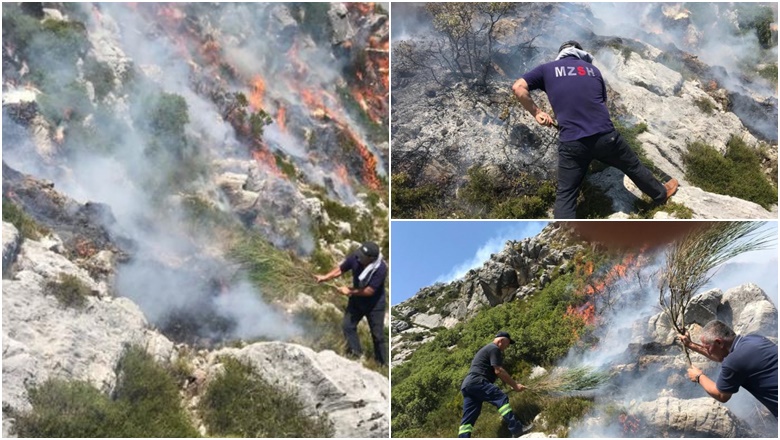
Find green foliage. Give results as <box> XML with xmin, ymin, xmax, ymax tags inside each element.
<box><xmin>44</xmin><ymin>273</ymin><xmax>91</xmax><ymax>308</ymax></box>
<box><xmin>274</xmin><ymin>153</ymin><xmax>297</xmax><ymax>181</ymax></box>
<box><xmin>179</xmin><ymin>194</ymin><xmax>239</xmax><ymax>233</ymax></box>
<box><xmin>460</xmin><ymin>166</ymin><xmax>556</xmax><ymax>219</ymax></box>
<box><xmin>12</xmin><ymin>346</ymin><xmax>198</xmax><ymax>437</ymax></box>
<box><xmin>693</xmin><ymin>96</ymin><xmax>716</xmax><ymax>114</ymax></box>
<box><xmin>633</xmin><ymin>197</ymin><xmax>694</xmax><ymax>219</ymax></box>
<box><xmin>249</xmin><ymin>109</ymin><xmax>272</xmax><ymax>138</ymax></box>
<box><xmin>540</xmin><ymin>396</ymin><xmax>594</xmax><ymax>437</ymax></box>
<box><xmin>683</xmin><ymin>136</ymin><xmax>777</xmax><ymax>208</ymax></box>
<box><xmin>199</xmin><ymin>356</ymin><xmax>334</xmax><ymax>437</ymax></box>
<box><xmin>148</xmin><ymin>92</ymin><xmax>189</xmax><ymax>141</ymax></box>
<box><xmin>391</xmin><ymin>172</ymin><xmax>446</xmax><ymax>219</ymax></box>
<box><xmin>292</xmin><ymin>2</ymin><xmax>333</xmax><ymax>43</ymax></box>
<box><xmin>83</xmin><ymin>58</ymin><xmax>115</xmax><ymax>101</ymax></box>
<box><xmin>758</xmin><ymin>63</ymin><xmax>778</xmax><ymax>86</ymax></box>
<box><xmin>229</xmin><ymin>232</ymin><xmax>315</xmax><ymax>301</ymax></box>
<box><xmin>736</xmin><ymin>4</ymin><xmax>777</xmax><ymax>49</ymax></box>
<box><xmin>2</xmin><ymin>198</ymin><xmax>47</xmax><ymax>239</ymax></box>
<box><xmin>318</xmin><ymin>198</ymin><xmax>375</xmax><ymax>243</ymax></box>
<box><xmin>392</xmin><ymin>274</ymin><xmax>590</xmax><ymax>436</ymax></box>
<box><xmin>612</xmin><ymin>120</ymin><xmax>652</xmax><ymax>170</ymax></box>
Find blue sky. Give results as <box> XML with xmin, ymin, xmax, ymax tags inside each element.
<box><xmin>389</xmin><ymin>221</ymin><xmax>778</xmax><ymax>307</ymax></box>
<box><xmin>390</xmin><ymin>221</ymin><xmax>548</xmax><ymax>304</ymax></box>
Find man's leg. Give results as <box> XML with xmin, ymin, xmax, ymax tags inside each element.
<box><xmin>481</xmin><ymin>382</ymin><xmax>526</xmax><ymax>436</ymax></box>
<box><xmin>366</xmin><ymin>305</ymin><xmax>388</xmax><ymax>365</ymax></box>
<box><xmin>459</xmin><ymin>387</ymin><xmax>483</xmax><ymax>438</ymax></box>
<box><xmin>594</xmin><ymin>130</ymin><xmax>666</xmax><ymax>202</ymax></box>
<box><xmin>555</xmin><ymin>140</ymin><xmax>592</xmax><ymax>219</ymax></box>
<box><xmin>342</xmin><ymin>303</ymin><xmax>366</xmax><ymax>358</ymax></box>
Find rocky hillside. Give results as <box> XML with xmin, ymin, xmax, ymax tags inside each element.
<box><xmin>2</xmin><ymin>3</ymin><xmax>388</xmax><ymax>437</ymax></box>
<box><xmin>392</xmin><ymin>2</ymin><xmax>777</xmax><ymax>219</ymax></box>
<box><xmin>391</xmin><ymin>223</ymin><xmax>582</xmax><ymax>365</ymax></box>
<box><xmin>391</xmin><ymin>223</ymin><xmax>777</xmax><ymax>437</ymax></box>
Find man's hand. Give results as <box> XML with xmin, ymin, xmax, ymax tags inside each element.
<box><xmin>513</xmin><ymin>383</ymin><xmax>526</xmax><ymax>392</ymax></box>
<box><xmin>315</xmin><ymin>275</ymin><xmax>328</xmax><ymax>283</ymax></box>
<box><xmin>338</xmin><ymin>286</ymin><xmax>351</xmax><ymax>296</ymax></box>
<box><xmin>535</xmin><ymin>111</ymin><xmax>554</xmax><ymax>127</ymax></box>
<box><xmin>687</xmin><ymin>365</ymin><xmax>703</xmax><ymax>382</ymax></box>
<box><xmin>678</xmin><ymin>331</ymin><xmax>692</xmax><ymax>348</ymax></box>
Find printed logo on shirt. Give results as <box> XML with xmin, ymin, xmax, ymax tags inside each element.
<box><xmin>554</xmin><ymin>65</ymin><xmax>596</xmax><ymax>78</ymax></box>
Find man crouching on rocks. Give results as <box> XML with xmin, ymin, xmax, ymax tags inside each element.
<box><xmin>315</xmin><ymin>241</ymin><xmax>388</xmax><ymax>366</ymax></box>
<box><xmin>680</xmin><ymin>320</ymin><xmax>777</xmax><ymax>418</ymax></box>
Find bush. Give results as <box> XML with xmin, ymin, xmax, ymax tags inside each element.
<box><xmin>12</xmin><ymin>346</ymin><xmax>199</xmax><ymax>437</ymax></box>
<box><xmin>693</xmin><ymin>96</ymin><xmax>716</xmax><ymax>114</ymax></box>
<box><xmin>683</xmin><ymin>136</ymin><xmax>777</xmax><ymax>208</ymax></box>
<box><xmin>44</xmin><ymin>273</ymin><xmax>91</xmax><ymax>308</ymax></box>
<box><xmin>199</xmin><ymin>356</ymin><xmax>333</xmax><ymax>437</ymax></box>
<box><xmin>758</xmin><ymin>63</ymin><xmax>778</xmax><ymax>87</ymax></box>
<box><xmin>460</xmin><ymin>166</ymin><xmax>556</xmax><ymax>219</ymax></box>
<box><xmin>2</xmin><ymin>198</ymin><xmax>47</xmax><ymax>239</ymax></box>
<box><xmin>391</xmin><ymin>172</ymin><xmax>447</xmax><ymax>219</ymax></box>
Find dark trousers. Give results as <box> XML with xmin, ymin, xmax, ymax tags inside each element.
<box><xmin>342</xmin><ymin>301</ymin><xmax>387</xmax><ymax>365</ymax></box>
<box><xmin>554</xmin><ymin>130</ymin><xmax>666</xmax><ymax>219</ymax></box>
<box><xmin>458</xmin><ymin>380</ymin><xmax>523</xmax><ymax>438</ymax></box>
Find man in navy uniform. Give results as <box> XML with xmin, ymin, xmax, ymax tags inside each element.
<box><xmin>316</xmin><ymin>241</ymin><xmax>388</xmax><ymax>365</ymax></box>
<box><xmin>458</xmin><ymin>331</ymin><xmax>532</xmax><ymax>437</ymax></box>
<box><xmin>681</xmin><ymin>320</ymin><xmax>777</xmax><ymax>418</ymax></box>
<box><xmin>513</xmin><ymin>40</ymin><xmax>678</xmax><ymax>219</ymax></box>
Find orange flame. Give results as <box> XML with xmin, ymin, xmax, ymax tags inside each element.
<box><xmin>251</xmin><ymin>146</ymin><xmax>283</xmax><ymax>178</ymax></box>
<box><xmin>277</xmin><ymin>105</ymin><xmax>287</xmax><ymax>132</ymax></box>
<box><xmin>249</xmin><ymin>75</ymin><xmax>265</xmax><ymax>111</ymax></box>
<box><xmin>335</xmin><ymin>164</ymin><xmax>350</xmax><ymax>186</ymax></box>
<box><xmin>343</xmin><ymin>128</ymin><xmax>380</xmax><ymax>190</ymax></box>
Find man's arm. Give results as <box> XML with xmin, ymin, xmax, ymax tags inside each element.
<box><xmin>315</xmin><ymin>266</ymin><xmax>343</xmax><ymax>283</ymax></box>
<box><xmin>339</xmin><ymin>285</ymin><xmax>375</xmax><ymax>297</ymax></box>
<box><xmin>495</xmin><ymin>366</ymin><xmax>525</xmax><ymax>392</ymax></box>
<box><xmin>512</xmin><ymin>78</ymin><xmax>552</xmax><ymax>127</ymax></box>
<box><xmin>687</xmin><ymin>366</ymin><xmax>733</xmax><ymax>403</ymax></box>
<box><xmin>679</xmin><ymin>332</ymin><xmax>720</xmax><ymax>362</ymax></box>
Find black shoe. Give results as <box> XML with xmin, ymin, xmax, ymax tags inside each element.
<box><xmin>512</xmin><ymin>423</ymin><xmax>533</xmax><ymax>437</ymax></box>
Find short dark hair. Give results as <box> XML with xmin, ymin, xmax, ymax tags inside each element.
<box><xmin>700</xmin><ymin>320</ymin><xmax>736</xmax><ymax>344</ymax></box>
<box><xmin>559</xmin><ymin>40</ymin><xmax>583</xmax><ymax>53</ymax></box>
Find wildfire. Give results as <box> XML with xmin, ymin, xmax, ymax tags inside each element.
<box><xmin>583</xmin><ymin>254</ymin><xmax>637</xmax><ymax>296</ymax></box>
<box><xmin>277</xmin><ymin>105</ymin><xmax>287</xmax><ymax>132</ymax></box>
<box><xmin>251</xmin><ymin>145</ymin><xmax>283</xmax><ymax>178</ymax></box>
<box><xmin>343</xmin><ymin>128</ymin><xmax>381</xmax><ymax>190</ymax></box>
<box><xmin>249</xmin><ymin>75</ymin><xmax>265</xmax><ymax>111</ymax></box>
<box><xmin>335</xmin><ymin>164</ymin><xmax>350</xmax><ymax>186</ymax></box>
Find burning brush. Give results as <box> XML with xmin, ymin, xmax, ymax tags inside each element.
<box><xmin>524</xmin><ymin>366</ymin><xmax>611</xmax><ymax>395</ymax></box>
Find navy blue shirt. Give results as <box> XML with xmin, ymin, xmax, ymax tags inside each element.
<box><xmin>462</xmin><ymin>343</ymin><xmax>503</xmax><ymax>389</ymax></box>
<box><xmin>339</xmin><ymin>254</ymin><xmax>387</xmax><ymax>311</ymax></box>
<box><xmin>522</xmin><ymin>56</ymin><xmax>614</xmax><ymax>142</ymax></box>
<box><xmin>717</xmin><ymin>334</ymin><xmax>778</xmax><ymax>417</ymax></box>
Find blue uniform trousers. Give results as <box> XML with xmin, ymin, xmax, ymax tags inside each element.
<box><xmin>458</xmin><ymin>380</ymin><xmax>523</xmax><ymax>438</ymax></box>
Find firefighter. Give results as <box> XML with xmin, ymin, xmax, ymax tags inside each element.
<box><xmin>512</xmin><ymin>40</ymin><xmax>678</xmax><ymax>219</ymax></box>
<box><xmin>315</xmin><ymin>241</ymin><xmax>388</xmax><ymax>365</ymax></box>
<box><xmin>458</xmin><ymin>332</ymin><xmax>532</xmax><ymax>438</ymax></box>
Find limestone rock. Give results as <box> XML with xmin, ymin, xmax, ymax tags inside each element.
<box><xmin>209</xmin><ymin>342</ymin><xmax>389</xmax><ymax>438</ymax></box>
<box><xmin>630</xmin><ymin>397</ymin><xmax>746</xmax><ymax>437</ymax></box>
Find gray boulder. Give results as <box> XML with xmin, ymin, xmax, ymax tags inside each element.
<box><xmin>630</xmin><ymin>397</ymin><xmax>746</xmax><ymax>437</ymax></box>
<box><xmin>2</xmin><ymin>222</ymin><xmax>21</xmax><ymax>275</ymax></box>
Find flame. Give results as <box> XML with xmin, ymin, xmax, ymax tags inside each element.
<box><xmin>251</xmin><ymin>146</ymin><xmax>284</xmax><ymax>178</ymax></box>
<box><xmin>249</xmin><ymin>75</ymin><xmax>265</xmax><ymax>111</ymax></box>
<box><xmin>342</xmin><ymin>128</ymin><xmax>381</xmax><ymax>190</ymax></box>
<box><xmin>277</xmin><ymin>105</ymin><xmax>287</xmax><ymax>132</ymax></box>
<box><xmin>335</xmin><ymin>164</ymin><xmax>350</xmax><ymax>186</ymax></box>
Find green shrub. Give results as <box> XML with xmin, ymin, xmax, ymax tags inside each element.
<box><xmin>274</xmin><ymin>153</ymin><xmax>297</xmax><ymax>180</ymax></box>
<box><xmin>613</xmin><ymin>120</ymin><xmax>653</xmax><ymax>171</ymax></box>
<box><xmin>683</xmin><ymin>136</ymin><xmax>777</xmax><ymax>208</ymax></box>
<box><xmin>391</xmin><ymin>172</ymin><xmax>445</xmax><ymax>219</ymax></box>
<box><xmin>44</xmin><ymin>273</ymin><xmax>91</xmax><ymax>308</ymax></box>
<box><xmin>11</xmin><ymin>346</ymin><xmax>199</xmax><ymax>437</ymax></box>
<box><xmin>83</xmin><ymin>58</ymin><xmax>115</xmax><ymax>101</ymax></box>
<box><xmin>693</xmin><ymin>96</ymin><xmax>716</xmax><ymax>114</ymax></box>
<box><xmin>2</xmin><ymin>198</ymin><xmax>47</xmax><ymax>239</ymax></box>
<box><xmin>460</xmin><ymin>167</ymin><xmax>556</xmax><ymax>219</ymax></box>
<box><xmin>758</xmin><ymin>63</ymin><xmax>778</xmax><ymax>87</ymax></box>
<box><xmin>199</xmin><ymin>356</ymin><xmax>333</xmax><ymax>437</ymax></box>
<box><xmin>576</xmin><ymin>182</ymin><xmax>614</xmax><ymax>219</ymax></box>
<box><xmin>633</xmin><ymin>197</ymin><xmax>693</xmax><ymax>219</ymax></box>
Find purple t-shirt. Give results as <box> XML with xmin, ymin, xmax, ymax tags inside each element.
<box><xmin>717</xmin><ymin>334</ymin><xmax>778</xmax><ymax>417</ymax></box>
<box><xmin>522</xmin><ymin>56</ymin><xmax>614</xmax><ymax>142</ymax></box>
<box><xmin>339</xmin><ymin>253</ymin><xmax>387</xmax><ymax>309</ymax></box>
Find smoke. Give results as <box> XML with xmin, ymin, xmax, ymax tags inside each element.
<box><xmin>557</xmin><ymin>229</ymin><xmax>778</xmax><ymax>437</ymax></box>
<box><xmin>391</xmin><ymin>3</ymin><xmax>433</xmax><ymax>41</ymax></box>
<box><xmin>2</xmin><ymin>3</ymin><xmax>389</xmax><ymax>344</ymax></box>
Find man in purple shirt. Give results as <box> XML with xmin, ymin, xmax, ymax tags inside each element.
<box><xmin>512</xmin><ymin>40</ymin><xmax>678</xmax><ymax>218</ymax></box>
<box><xmin>316</xmin><ymin>241</ymin><xmax>388</xmax><ymax>365</ymax></box>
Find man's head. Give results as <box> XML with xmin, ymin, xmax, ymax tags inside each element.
<box><xmin>699</xmin><ymin>320</ymin><xmax>736</xmax><ymax>362</ymax></box>
<box><xmin>558</xmin><ymin>40</ymin><xmax>583</xmax><ymax>53</ymax></box>
<box><xmin>357</xmin><ymin>241</ymin><xmax>380</xmax><ymax>265</ymax></box>
<box><xmin>493</xmin><ymin>331</ymin><xmax>515</xmax><ymax>351</ymax></box>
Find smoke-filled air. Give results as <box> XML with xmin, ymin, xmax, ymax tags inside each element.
<box><xmin>391</xmin><ymin>222</ymin><xmax>778</xmax><ymax>438</ymax></box>
<box><xmin>390</xmin><ymin>2</ymin><xmax>778</xmax><ymax>219</ymax></box>
<box><xmin>3</xmin><ymin>3</ymin><xmax>389</xmax><ymax>438</ymax></box>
